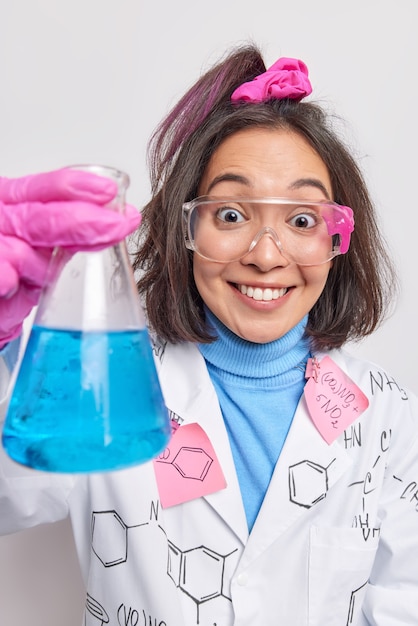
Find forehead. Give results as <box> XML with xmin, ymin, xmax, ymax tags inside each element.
<box><xmin>199</xmin><ymin>127</ymin><xmax>332</xmax><ymax>198</ymax></box>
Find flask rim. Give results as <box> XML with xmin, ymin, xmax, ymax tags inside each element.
<box><xmin>68</xmin><ymin>164</ymin><xmax>130</xmax><ymax>193</ymax></box>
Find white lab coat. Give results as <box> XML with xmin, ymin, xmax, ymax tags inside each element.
<box><xmin>1</xmin><ymin>338</ymin><xmax>418</xmax><ymax>626</ymax></box>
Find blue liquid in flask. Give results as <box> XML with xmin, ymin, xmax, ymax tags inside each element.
<box><xmin>3</xmin><ymin>325</ymin><xmax>171</xmax><ymax>472</ymax></box>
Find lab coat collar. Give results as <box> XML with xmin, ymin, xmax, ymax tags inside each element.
<box><xmin>157</xmin><ymin>343</ymin><xmax>354</xmax><ymax>552</ymax></box>
<box><xmin>157</xmin><ymin>340</ymin><xmax>250</xmax><ymax>544</ymax></box>
<box><xmin>241</xmin><ymin>350</ymin><xmax>354</xmax><ymax>567</ymax></box>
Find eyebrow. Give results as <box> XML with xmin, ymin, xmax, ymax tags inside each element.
<box><xmin>288</xmin><ymin>178</ymin><xmax>331</xmax><ymax>199</ymax></box>
<box><xmin>206</xmin><ymin>174</ymin><xmax>249</xmax><ymax>193</ymax></box>
<box><xmin>206</xmin><ymin>174</ymin><xmax>331</xmax><ymax>199</ymax></box>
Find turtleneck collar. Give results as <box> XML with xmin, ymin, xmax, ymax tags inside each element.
<box><xmin>198</xmin><ymin>308</ymin><xmax>310</xmax><ymax>386</ymax></box>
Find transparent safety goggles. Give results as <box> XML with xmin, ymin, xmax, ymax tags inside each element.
<box><xmin>182</xmin><ymin>197</ymin><xmax>354</xmax><ymax>266</ymax></box>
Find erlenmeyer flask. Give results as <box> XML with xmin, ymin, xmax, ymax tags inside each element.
<box><xmin>2</xmin><ymin>165</ymin><xmax>171</xmax><ymax>473</ymax></box>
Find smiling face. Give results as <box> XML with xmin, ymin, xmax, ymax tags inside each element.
<box><xmin>193</xmin><ymin>126</ymin><xmax>334</xmax><ymax>343</ymax></box>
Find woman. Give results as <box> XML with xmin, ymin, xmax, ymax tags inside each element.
<box><xmin>0</xmin><ymin>45</ymin><xmax>417</xmax><ymax>625</ymax></box>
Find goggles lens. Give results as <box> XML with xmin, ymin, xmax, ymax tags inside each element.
<box><xmin>182</xmin><ymin>197</ymin><xmax>354</xmax><ymax>266</ymax></box>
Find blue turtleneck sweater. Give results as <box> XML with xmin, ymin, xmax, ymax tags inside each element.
<box><xmin>198</xmin><ymin>310</ymin><xmax>310</xmax><ymax>531</ymax></box>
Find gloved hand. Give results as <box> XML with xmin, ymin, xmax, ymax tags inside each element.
<box><xmin>0</xmin><ymin>168</ymin><xmax>141</xmax><ymax>348</ymax></box>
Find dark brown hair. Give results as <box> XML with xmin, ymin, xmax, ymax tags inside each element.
<box><xmin>133</xmin><ymin>44</ymin><xmax>397</xmax><ymax>351</ymax></box>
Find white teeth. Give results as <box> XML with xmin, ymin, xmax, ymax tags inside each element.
<box><xmin>238</xmin><ymin>285</ymin><xmax>287</xmax><ymax>301</ymax></box>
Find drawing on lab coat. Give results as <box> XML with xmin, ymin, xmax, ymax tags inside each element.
<box><xmin>348</xmin><ymin>425</ymin><xmax>390</xmax><ymax>540</ymax></box>
<box><xmin>150</xmin><ymin>335</ymin><xmax>167</xmax><ymax>362</ymax></box>
<box><xmin>346</xmin><ymin>581</ymin><xmax>368</xmax><ymax>625</ymax></box>
<box><xmin>367</xmin><ymin>368</ymin><xmax>418</xmax><ymax>512</ymax></box>
<box><xmin>288</xmin><ymin>458</ymin><xmax>336</xmax><ymax>508</ymax></box>
<box><xmin>369</xmin><ymin>369</ymin><xmax>408</xmax><ymax>402</ymax></box>
<box><xmin>397</xmin><ymin>475</ymin><xmax>418</xmax><ymax>512</ymax></box>
<box><xmin>90</xmin><ymin>504</ymin><xmax>239</xmax><ymax>624</ymax></box>
<box><xmin>85</xmin><ymin>592</ymin><xmax>110</xmax><ymax>625</ymax></box>
<box><xmin>91</xmin><ymin>510</ymin><xmax>150</xmax><ymax>567</ymax></box>
<box><xmin>167</xmin><ymin>540</ymin><xmax>238</xmax><ymax>623</ymax></box>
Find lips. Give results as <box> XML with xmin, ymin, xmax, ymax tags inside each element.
<box><xmin>237</xmin><ymin>284</ymin><xmax>288</xmax><ymax>301</ymax></box>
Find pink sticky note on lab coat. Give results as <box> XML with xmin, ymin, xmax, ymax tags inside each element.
<box><xmin>304</xmin><ymin>356</ymin><xmax>369</xmax><ymax>444</ymax></box>
<box><xmin>153</xmin><ymin>423</ymin><xmax>227</xmax><ymax>507</ymax></box>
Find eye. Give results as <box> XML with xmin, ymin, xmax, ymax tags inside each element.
<box><xmin>216</xmin><ymin>205</ymin><xmax>246</xmax><ymax>224</ymax></box>
<box><xmin>288</xmin><ymin>211</ymin><xmax>318</xmax><ymax>229</ymax></box>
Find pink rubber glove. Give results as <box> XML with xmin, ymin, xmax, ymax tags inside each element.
<box><xmin>0</xmin><ymin>168</ymin><xmax>141</xmax><ymax>348</ymax></box>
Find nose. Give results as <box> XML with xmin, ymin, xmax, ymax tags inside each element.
<box><xmin>241</xmin><ymin>227</ymin><xmax>291</xmax><ymax>270</ymax></box>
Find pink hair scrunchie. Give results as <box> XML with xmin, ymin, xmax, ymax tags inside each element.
<box><xmin>231</xmin><ymin>57</ymin><xmax>312</xmax><ymax>103</ymax></box>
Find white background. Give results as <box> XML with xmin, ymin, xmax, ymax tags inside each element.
<box><xmin>0</xmin><ymin>1</ymin><xmax>416</xmax><ymax>624</ymax></box>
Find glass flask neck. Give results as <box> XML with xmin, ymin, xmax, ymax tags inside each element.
<box><xmin>34</xmin><ymin>165</ymin><xmax>145</xmax><ymax>332</ymax></box>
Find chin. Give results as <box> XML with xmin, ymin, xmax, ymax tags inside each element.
<box><xmin>233</xmin><ymin>325</ymin><xmax>288</xmax><ymax>344</ymax></box>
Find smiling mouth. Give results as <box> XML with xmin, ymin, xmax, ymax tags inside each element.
<box><xmin>237</xmin><ymin>284</ymin><xmax>289</xmax><ymax>301</ymax></box>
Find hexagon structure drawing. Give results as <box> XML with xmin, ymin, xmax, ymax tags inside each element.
<box><xmin>167</xmin><ymin>541</ymin><xmax>230</xmax><ymax>603</ymax></box>
<box><xmin>167</xmin><ymin>542</ymin><xmax>183</xmax><ymax>587</ymax></box>
<box><xmin>347</xmin><ymin>581</ymin><xmax>368</xmax><ymax>624</ymax></box>
<box><xmin>91</xmin><ymin>510</ymin><xmax>128</xmax><ymax>567</ymax></box>
<box><xmin>172</xmin><ymin>447</ymin><xmax>213</xmax><ymax>480</ymax></box>
<box><xmin>289</xmin><ymin>460</ymin><xmax>329</xmax><ymax>508</ymax></box>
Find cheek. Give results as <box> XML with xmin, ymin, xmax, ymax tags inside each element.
<box><xmin>192</xmin><ymin>258</ymin><xmax>233</xmax><ymax>320</ymax></box>
<box><xmin>193</xmin><ymin>257</ymin><xmax>223</xmax><ymax>293</ymax></box>
<box><xmin>193</xmin><ymin>258</ymin><xmax>213</xmax><ymax>305</ymax></box>
<box><xmin>302</xmin><ymin>264</ymin><xmax>331</xmax><ymax>295</ymax></box>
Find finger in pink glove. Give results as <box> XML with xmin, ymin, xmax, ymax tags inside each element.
<box><xmin>0</xmin><ymin>285</ymin><xmax>42</xmax><ymax>349</ymax></box>
<box><xmin>0</xmin><ymin>168</ymin><xmax>141</xmax><ymax>251</ymax></box>
<box><xmin>0</xmin><ymin>168</ymin><xmax>142</xmax><ymax>350</ymax></box>
<box><xmin>0</xmin><ymin>200</ymin><xmax>141</xmax><ymax>251</ymax></box>
<box><xmin>0</xmin><ymin>235</ymin><xmax>53</xmax><ymax>349</ymax></box>
<box><xmin>0</xmin><ymin>235</ymin><xmax>52</xmax><ymax>297</ymax></box>
<box><xmin>0</xmin><ymin>167</ymin><xmax>117</xmax><ymax>204</ymax></box>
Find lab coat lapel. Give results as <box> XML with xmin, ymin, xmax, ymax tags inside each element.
<box><xmin>156</xmin><ymin>341</ymin><xmax>249</xmax><ymax>544</ymax></box>
<box><xmin>240</xmin><ymin>387</ymin><xmax>354</xmax><ymax>568</ymax></box>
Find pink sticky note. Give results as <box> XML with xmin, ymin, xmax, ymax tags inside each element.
<box><xmin>304</xmin><ymin>356</ymin><xmax>369</xmax><ymax>444</ymax></box>
<box><xmin>153</xmin><ymin>423</ymin><xmax>227</xmax><ymax>508</ymax></box>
